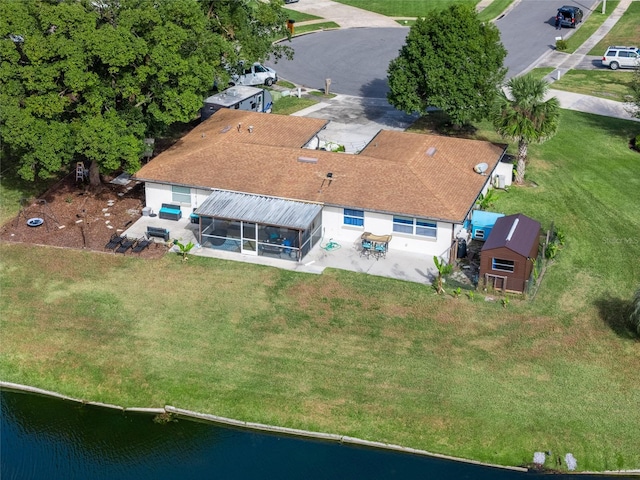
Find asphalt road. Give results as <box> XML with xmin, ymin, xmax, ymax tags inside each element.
<box><xmin>269</xmin><ymin>0</ymin><xmax>602</xmax><ymax>98</ymax></box>
<box><xmin>270</xmin><ymin>28</ymin><xmax>408</xmax><ymax>98</ymax></box>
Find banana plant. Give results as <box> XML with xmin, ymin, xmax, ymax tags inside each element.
<box><xmin>174</xmin><ymin>240</ymin><xmax>195</xmax><ymax>262</ymax></box>
<box><xmin>433</xmin><ymin>256</ymin><xmax>453</xmax><ymax>295</ymax></box>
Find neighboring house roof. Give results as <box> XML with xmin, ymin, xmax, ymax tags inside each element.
<box><xmin>135</xmin><ymin>109</ymin><xmax>507</xmax><ymax>223</ymax></box>
<box><xmin>481</xmin><ymin>213</ymin><xmax>541</xmax><ymax>257</ymax></box>
<box><xmin>471</xmin><ymin>210</ymin><xmax>505</xmax><ymax>227</ymax></box>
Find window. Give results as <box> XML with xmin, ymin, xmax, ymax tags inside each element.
<box><xmin>393</xmin><ymin>216</ymin><xmax>437</xmax><ymax>238</ymax></box>
<box><xmin>343</xmin><ymin>209</ymin><xmax>364</xmax><ymax>227</ymax></box>
<box><xmin>171</xmin><ymin>186</ymin><xmax>191</xmax><ymax>205</ymax></box>
<box><xmin>492</xmin><ymin>258</ymin><xmax>515</xmax><ymax>272</ymax></box>
<box><xmin>416</xmin><ymin>219</ymin><xmax>437</xmax><ymax>238</ymax></box>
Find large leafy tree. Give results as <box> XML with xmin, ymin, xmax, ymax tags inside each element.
<box><xmin>0</xmin><ymin>0</ymin><xmax>290</xmax><ymax>186</ymax></box>
<box><xmin>387</xmin><ymin>4</ymin><xmax>507</xmax><ymax>127</ymax></box>
<box><xmin>491</xmin><ymin>74</ymin><xmax>560</xmax><ymax>185</ymax></box>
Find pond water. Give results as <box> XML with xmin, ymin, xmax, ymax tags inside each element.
<box><xmin>0</xmin><ymin>389</ymin><xmax>633</xmax><ymax>480</ymax></box>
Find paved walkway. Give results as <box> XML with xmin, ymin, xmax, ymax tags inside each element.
<box><xmin>284</xmin><ymin>0</ymin><xmax>403</xmax><ymax>28</ymax></box>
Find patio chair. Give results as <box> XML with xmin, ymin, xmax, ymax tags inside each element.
<box><xmin>104</xmin><ymin>233</ymin><xmax>125</xmax><ymax>250</ymax></box>
<box><xmin>360</xmin><ymin>240</ymin><xmax>372</xmax><ymax>258</ymax></box>
<box><xmin>131</xmin><ymin>237</ymin><xmax>152</xmax><ymax>254</ymax></box>
<box><xmin>373</xmin><ymin>242</ymin><xmax>387</xmax><ymax>260</ymax></box>
<box><xmin>115</xmin><ymin>237</ymin><xmax>135</xmax><ymax>254</ymax></box>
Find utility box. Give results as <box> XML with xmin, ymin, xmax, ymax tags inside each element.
<box><xmin>201</xmin><ymin>86</ymin><xmax>273</xmax><ymax>121</ymax></box>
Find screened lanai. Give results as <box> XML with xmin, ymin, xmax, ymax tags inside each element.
<box><xmin>194</xmin><ymin>190</ymin><xmax>323</xmax><ymax>261</ymax></box>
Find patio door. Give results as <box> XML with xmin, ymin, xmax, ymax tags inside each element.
<box><xmin>241</xmin><ymin>222</ymin><xmax>257</xmax><ymax>255</ymax></box>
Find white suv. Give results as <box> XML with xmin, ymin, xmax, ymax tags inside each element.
<box><xmin>602</xmin><ymin>46</ymin><xmax>639</xmax><ymax>70</ymax></box>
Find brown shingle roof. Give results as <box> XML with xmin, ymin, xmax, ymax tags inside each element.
<box><xmin>135</xmin><ymin>110</ymin><xmax>507</xmax><ymax>223</ymax></box>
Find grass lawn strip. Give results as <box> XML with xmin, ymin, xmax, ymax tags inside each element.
<box><xmin>588</xmin><ymin>1</ymin><xmax>640</xmax><ymax>55</ymax></box>
<box><xmin>333</xmin><ymin>0</ymin><xmax>477</xmax><ymax>17</ymax></box>
<box><xmin>529</xmin><ymin>68</ymin><xmax>634</xmax><ymax>101</ymax></box>
<box><xmin>561</xmin><ymin>1</ymin><xmax>619</xmax><ymax>53</ymax></box>
<box><xmin>2</xmin><ymin>110</ymin><xmax>639</xmax><ymax>472</ymax></box>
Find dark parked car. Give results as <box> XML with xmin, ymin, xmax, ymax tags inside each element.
<box><xmin>556</xmin><ymin>6</ymin><xmax>583</xmax><ymax>28</ymax></box>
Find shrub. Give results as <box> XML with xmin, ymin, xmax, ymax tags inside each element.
<box><xmin>555</xmin><ymin>39</ymin><xmax>568</xmax><ymax>51</ymax></box>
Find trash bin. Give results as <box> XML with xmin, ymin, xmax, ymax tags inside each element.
<box><xmin>457</xmin><ymin>239</ymin><xmax>467</xmax><ymax>259</ymax></box>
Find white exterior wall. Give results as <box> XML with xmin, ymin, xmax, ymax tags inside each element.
<box><xmin>144</xmin><ymin>182</ymin><xmax>212</xmax><ymax>216</ymax></box>
<box><xmin>493</xmin><ymin>161</ymin><xmax>513</xmax><ymax>188</ymax></box>
<box><xmin>143</xmin><ymin>183</ymin><xmax>458</xmax><ymax>259</ymax></box>
<box><xmin>322</xmin><ymin>206</ymin><xmax>455</xmax><ymax>258</ymax></box>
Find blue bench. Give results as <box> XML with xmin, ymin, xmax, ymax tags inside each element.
<box><xmin>159</xmin><ymin>203</ymin><xmax>182</xmax><ymax>221</ymax></box>
<box><xmin>146</xmin><ymin>226</ymin><xmax>170</xmax><ymax>241</ymax></box>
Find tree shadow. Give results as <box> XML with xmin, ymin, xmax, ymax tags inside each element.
<box><xmin>359</xmin><ymin>77</ymin><xmax>389</xmax><ymax>100</ymax></box>
<box><xmin>593</xmin><ymin>295</ymin><xmax>637</xmax><ymax>339</ymax></box>
<box><xmin>356</xmin><ymin>77</ymin><xmax>419</xmax><ymax>129</ymax></box>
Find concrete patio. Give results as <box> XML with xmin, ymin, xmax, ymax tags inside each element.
<box><xmin>122</xmin><ymin>215</ymin><xmax>438</xmax><ymax>285</ymax></box>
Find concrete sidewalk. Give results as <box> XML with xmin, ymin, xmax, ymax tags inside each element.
<box><xmin>284</xmin><ymin>0</ymin><xmax>402</xmax><ymax>28</ymax></box>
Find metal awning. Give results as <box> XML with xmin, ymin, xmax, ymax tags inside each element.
<box><xmin>195</xmin><ymin>190</ymin><xmax>322</xmax><ymax>230</ymax></box>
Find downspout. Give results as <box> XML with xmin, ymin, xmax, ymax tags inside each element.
<box><xmin>450</xmin><ymin>224</ymin><xmax>455</xmax><ymax>264</ymax></box>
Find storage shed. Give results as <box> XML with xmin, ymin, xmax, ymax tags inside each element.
<box><xmin>470</xmin><ymin>210</ymin><xmax>505</xmax><ymax>241</ymax></box>
<box><xmin>479</xmin><ymin>213</ymin><xmax>541</xmax><ymax>293</ymax></box>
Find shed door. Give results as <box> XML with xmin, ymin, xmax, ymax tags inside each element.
<box><xmin>485</xmin><ymin>274</ymin><xmax>507</xmax><ymax>292</ymax></box>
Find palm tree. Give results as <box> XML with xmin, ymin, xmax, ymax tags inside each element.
<box><xmin>492</xmin><ymin>75</ymin><xmax>560</xmax><ymax>184</ymax></box>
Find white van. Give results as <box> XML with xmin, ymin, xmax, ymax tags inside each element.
<box><xmin>201</xmin><ymin>86</ymin><xmax>273</xmax><ymax>121</ymax></box>
<box><xmin>230</xmin><ymin>62</ymin><xmax>278</xmax><ymax>87</ymax></box>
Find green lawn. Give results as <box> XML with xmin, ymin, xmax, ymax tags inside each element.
<box><xmin>529</xmin><ymin>68</ymin><xmax>635</xmax><ymax>102</ymax></box>
<box><xmin>333</xmin><ymin>0</ymin><xmax>476</xmax><ymax>17</ymax></box>
<box><xmin>477</xmin><ymin>0</ymin><xmax>514</xmax><ymax>22</ymax></box>
<box><xmin>589</xmin><ymin>0</ymin><xmax>640</xmax><ymax>55</ymax></box>
<box><xmin>1</xmin><ymin>109</ymin><xmax>639</xmax><ymax>472</ymax></box>
<box><xmin>271</xmin><ymin>95</ymin><xmax>318</xmax><ymax>115</ymax></box>
<box><xmin>0</xmin><ymin>173</ymin><xmax>59</xmax><ymax>226</ymax></box>
<box><xmin>562</xmin><ymin>1</ymin><xmax>620</xmax><ymax>53</ymax></box>
<box><xmin>293</xmin><ymin>21</ymin><xmax>340</xmax><ymax>35</ymax></box>
<box><xmin>283</xmin><ymin>9</ymin><xmax>321</xmax><ymax>23</ymax></box>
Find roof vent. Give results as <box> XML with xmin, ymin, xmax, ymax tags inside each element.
<box><xmin>297</xmin><ymin>156</ymin><xmax>318</xmax><ymax>164</ymax></box>
<box><xmin>506</xmin><ymin>218</ymin><xmax>519</xmax><ymax>242</ymax></box>
<box><xmin>426</xmin><ymin>147</ymin><xmax>437</xmax><ymax>157</ymax></box>
<box><xmin>220</xmin><ymin>125</ymin><xmax>231</xmax><ymax>133</ymax></box>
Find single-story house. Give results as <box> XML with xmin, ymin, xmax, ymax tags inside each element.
<box><xmin>470</xmin><ymin>210</ymin><xmax>505</xmax><ymax>241</ymax></box>
<box><xmin>479</xmin><ymin>213</ymin><xmax>541</xmax><ymax>293</ymax></box>
<box><xmin>133</xmin><ymin>109</ymin><xmax>508</xmax><ymax>263</ymax></box>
